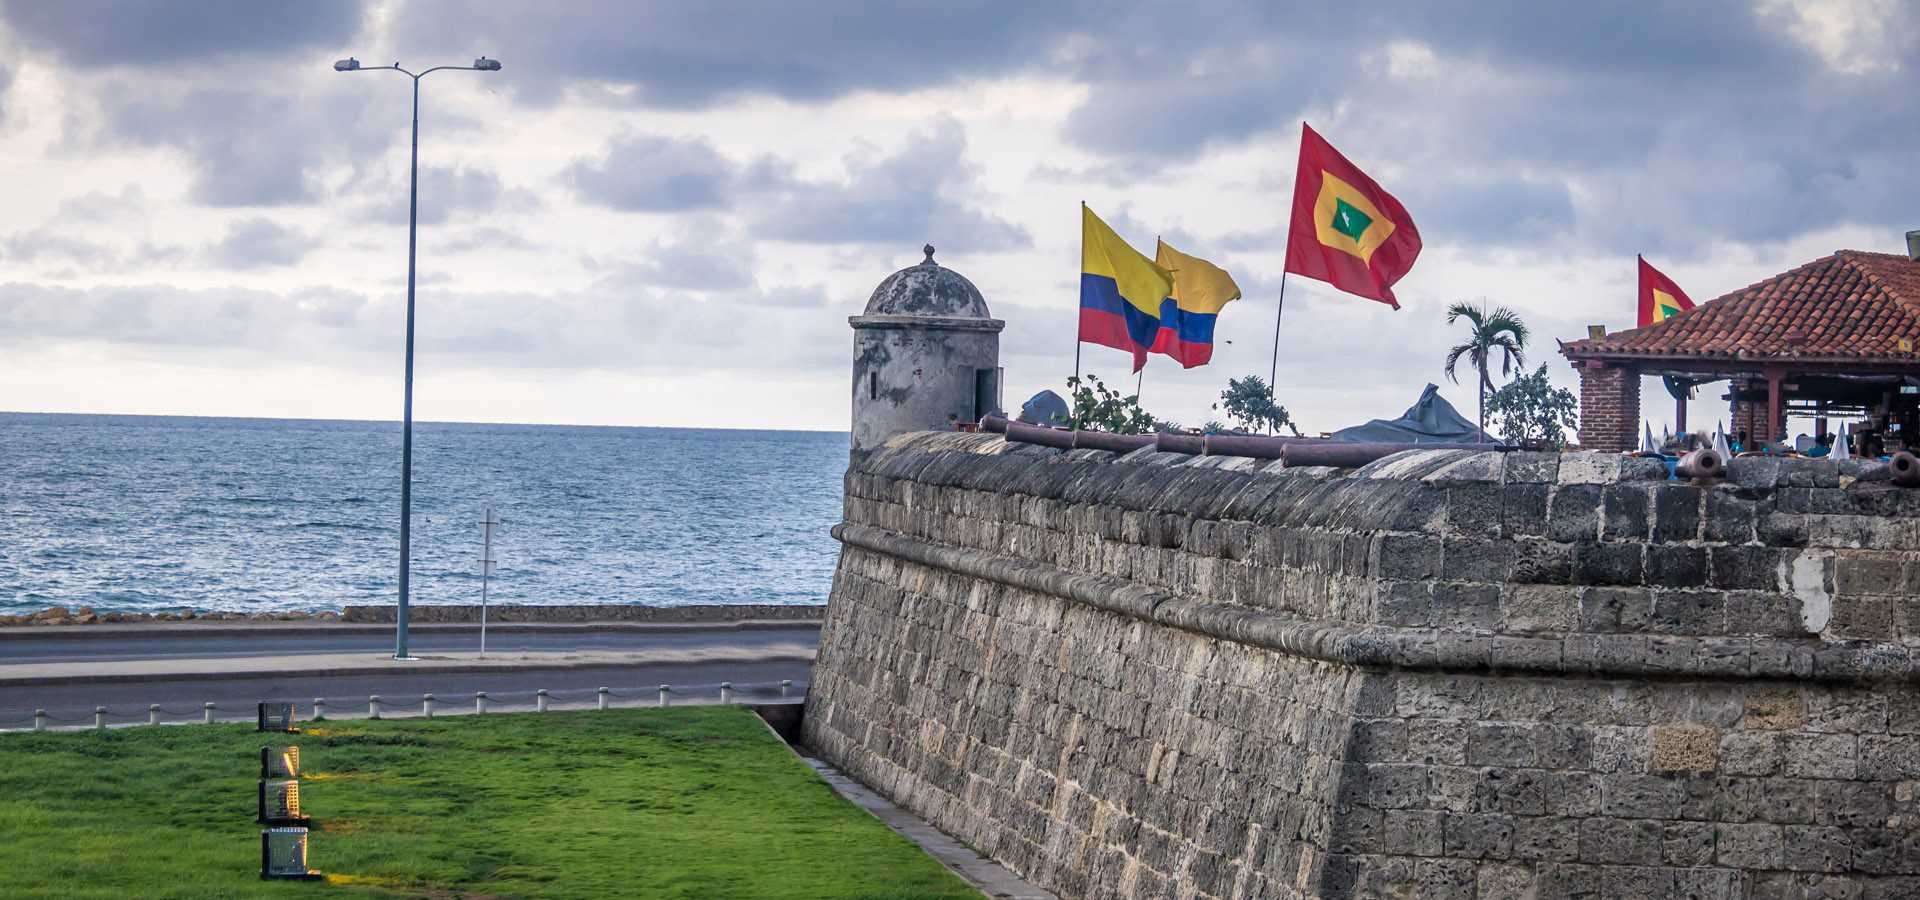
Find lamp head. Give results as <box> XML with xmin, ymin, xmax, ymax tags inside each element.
<box><xmin>473</xmin><ymin>56</ymin><xmax>502</xmax><ymax>71</ymax></box>
<box><xmin>333</xmin><ymin>57</ymin><xmax>360</xmax><ymax>72</ymax></box>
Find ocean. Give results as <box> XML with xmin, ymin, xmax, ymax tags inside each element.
<box><xmin>0</xmin><ymin>413</ymin><xmax>847</xmax><ymax>615</ymax></box>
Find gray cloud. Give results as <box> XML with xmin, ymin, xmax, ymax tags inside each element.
<box><xmin>436</xmin><ymin>226</ymin><xmax>537</xmax><ymax>255</ymax></box>
<box><xmin>387</xmin><ymin>1</ymin><xmax>1084</xmax><ymax>107</ymax></box>
<box><xmin>355</xmin><ymin>166</ymin><xmax>541</xmax><ymax>226</ymax></box>
<box><xmin>750</xmin><ymin>119</ymin><xmax>1030</xmax><ymax>252</ymax></box>
<box><xmin>3</xmin><ymin>2</ymin><xmax>367</xmax><ymax>67</ymax></box>
<box><xmin>205</xmin><ymin>218</ymin><xmax>312</xmax><ymax>269</ymax></box>
<box><xmin>564</xmin><ymin>135</ymin><xmax>738</xmax><ymax>212</ymax></box>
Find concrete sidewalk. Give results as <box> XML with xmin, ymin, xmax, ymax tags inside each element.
<box><xmin>0</xmin><ymin>642</ymin><xmax>818</xmax><ymax>687</ymax></box>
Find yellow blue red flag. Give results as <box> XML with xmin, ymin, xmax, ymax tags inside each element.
<box><xmin>1152</xmin><ymin>240</ymin><xmax>1241</xmax><ymax>368</ymax></box>
<box><xmin>1079</xmin><ymin>204</ymin><xmax>1173</xmax><ymax>372</ymax></box>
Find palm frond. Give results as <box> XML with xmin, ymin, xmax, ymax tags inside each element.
<box><xmin>1442</xmin><ymin>344</ymin><xmax>1473</xmax><ymax>384</ymax></box>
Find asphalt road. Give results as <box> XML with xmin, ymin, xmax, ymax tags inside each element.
<box><xmin>0</xmin><ymin>623</ymin><xmax>820</xmax><ymax>664</ymax></box>
<box><xmin>0</xmin><ymin>658</ymin><xmax>812</xmax><ymax>728</ymax></box>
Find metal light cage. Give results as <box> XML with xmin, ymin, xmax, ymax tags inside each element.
<box><xmin>257</xmin><ymin>779</ymin><xmax>310</xmax><ymax>827</ymax></box>
<box><xmin>261</xmin><ymin>745</ymin><xmax>300</xmax><ymax>779</ymax></box>
<box><xmin>257</xmin><ymin>702</ymin><xmax>299</xmax><ymax>733</ymax></box>
<box><xmin>260</xmin><ymin>827</ymin><xmax>322</xmax><ymax>880</ymax></box>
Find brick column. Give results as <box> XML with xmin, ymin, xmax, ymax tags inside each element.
<box><xmin>1576</xmin><ymin>363</ymin><xmax>1639</xmax><ymax>451</ymax></box>
<box><xmin>1731</xmin><ymin>396</ymin><xmax>1764</xmax><ymax>445</ymax></box>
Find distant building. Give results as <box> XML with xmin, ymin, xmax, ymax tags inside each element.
<box><xmin>1561</xmin><ymin>245</ymin><xmax>1920</xmax><ymax>452</ymax></box>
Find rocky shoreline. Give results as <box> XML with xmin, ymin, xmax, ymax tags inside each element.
<box><xmin>0</xmin><ymin>603</ymin><xmax>825</xmax><ymax>627</ymax></box>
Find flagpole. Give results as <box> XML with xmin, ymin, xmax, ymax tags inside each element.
<box><xmin>1073</xmin><ymin>201</ymin><xmax>1085</xmax><ymax>390</ymax></box>
<box><xmin>1266</xmin><ymin>272</ymin><xmax>1291</xmax><ymax>436</ymax></box>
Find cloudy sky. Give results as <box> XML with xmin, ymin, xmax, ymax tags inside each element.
<box><xmin>0</xmin><ymin>1</ymin><xmax>1913</xmax><ymax>434</ymax></box>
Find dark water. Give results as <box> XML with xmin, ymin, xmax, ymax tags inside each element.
<box><xmin>0</xmin><ymin>413</ymin><xmax>847</xmax><ymax>614</ymax></box>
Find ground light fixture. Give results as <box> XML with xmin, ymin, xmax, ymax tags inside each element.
<box><xmin>261</xmin><ymin>827</ymin><xmax>322</xmax><ymax>881</ymax></box>
<box><xmin>257</xmin><ymin>701</ymin><xmax>299</xmax><ymax>733</ymax></box>
<box><xmin>332</xmin><ymin>52</ymin><xmax>502</xmax><ymax>660</ymax></box>
<box><xmin>258</xmin><ymin>778</ymin><xmax>310</xmax><ymax>827</ymax></box>
<box><xmin>261</xmin><ymin>745</ymin><xmax>300</xmax><ymax>779</ymax></box>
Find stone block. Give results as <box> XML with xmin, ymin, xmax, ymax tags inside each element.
<box><xmin>1783</xmin><ymin>825</ymin><xmax>1853</xmax><ymax>873</ymax></box>
<box><xmin>1719</xmin><ymin>731</ymin><xmax>1783</xmax><ymax>777</ymax></box>
<box><xmin>1649</xmin><ymin>725</ymin><xmax>1720</xmax><ymax>774</ymax></box>
<box><xmin>1374</xmin><ymin>533</ymin><xmax>1441</xmax><ymax>580</ymax></box>
<box><xmin>1380</xmin><ymin>810</ymin><xmax>1443</xmax><ymax>857</ymax></box>
<box><xmin>1579</xmin><ymin>586</ymin><xmax>1652</xmax><ymax>632</ymax></box>
<box><xmin>1703</xmin><ymin>490</ymin><xmax>1758</xmax><ymax>543</ymax></box>
<box><xmin>1443</xmin><ymin>812</ymin><xmax>1516</xmax><ymax>860</ymax></box>
<box><xmin>1813</xmin><ymin>781</ymin><xmax>1889</xmax><ymax>829</ymax></box>
<box><xmin>1573</xmin><ymin>542</ymin><xmax>1645</xmax><ymax>587</ymax></box>
<box><xmin>1603</xmin><ymin>484</ymin><xmax>1653</xmax><ymax>540</ymax></box>
<box><xmin>1782</xmin><ymin>734</ymin><xmax>1857</xmax><ymax>780</ymax></box>
<box><xmin>1442</xmin><ymin>538</ymin><xmax>1518</xmax><ymax>583</ymax></box>
<box><xmin>1745</xmin><ymin>688</ymin><xmax>1808</xmax><ymax>730</ymax></box>
<box><xmin>1653</xmin><ymin>483</ymin><xmax>1703</xmax><ymax>542</ymax></box>
<box><xmin>1579</xmin><ymin>817</ymin><xmax>1661</xmax><ymax>865</ymax></box>
<box><xmin>1663</xmin><ymin>821</ymin><xmax>1717</xmax><ymax>866</ymax></box>
<box><xmin>1511</xmin><ymin>816</ymin><xmax>1580</xmax><ymax>861</ymax></box>
<box><xmin>1501</xmin><ymin>483</ymin><xmax>1549</xmax><ymax>538</ymax></box>
<box><xmin>1835</xmin><ymin>557</ymin><xmax>1904</xmax><ymax>595</ymax></box>
<box><xmin>1510</xmin><ymin>540</ymin><xmax>1573</xmax><ymax>584</ymax></box>
<box><xmin>1502</xmin><ymin>584</ymin><xmax>1576</xmax><ymax>633</ymax></box>
<box><xmin>1547</xmin><ymin>485</ymin><xmax>1602</xmax><ymax>542</ymax></box>
<box><xmin>1717</xmin><ymin>823</ymin><xmax>1785</xmax><ymax>868</ymax></box>
<box><xmin>1432</xmin><ymin>584</ymin><xmax>1502</xmax><ymax>631</ymax></box>
<box><xmin>1647</xmin><ymin>545</ymin><xmax>1710</xmax><ymax>589</ymax></box>
<box><xmin>1709</xmin><ymin>545</ymin><xmax>1780</xmax><ymax>591</ymax></box>
<box><xmin>1447</xmin><ymin>484</ymin><xmax>1504</xmax><ymax>537</ymax></box>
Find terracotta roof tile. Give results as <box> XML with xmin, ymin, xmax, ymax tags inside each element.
<box><xmin>1562</xmin><ymin>251</ymin><xmax>1920</xmax><ymax>362</ymax></box>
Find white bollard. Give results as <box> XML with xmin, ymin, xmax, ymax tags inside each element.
<box><xmin>204</xmin><ymin>702</ymin><xmax>216</xmax><ymax>724</ymax></box>
<box><xmin>313</xmin><ymin>698</ymin><xmax>327</xmax><ymax>721</ymax></box>
<box><xmin>33</xmin><ymin>709</ymin><xmax>46</xmax><ymax>732</ymax></box>
<box><xmin>597</xmin><ymin>687</ymin><xmax>609</xmax><ymax>711</ymax></box>
<box><xmin>368</xmin><ymin>695</ymin><xmax>383</xmax><ymax>720</ymax></box>
<box><xmin>536</xmin><ymin>689</ymin><xmax>550</xmax><ymax>713</ymax></box>
<box><xmin>781</xmin><ymin>679</ymin><xmax>793</xmax><ymax>699</ymax></box>
<box><xmin>422</xmin><ymin>693</ymin><xmax>435</xmax><ymax>718</ymax></box>
<box><xmin>475</xmin><ymin>691</ymin><xmax>489</xmax><ymax>715</ymax></box>
<box><xmin>720</xmin><ymin>682</ymin><xmax>733</xmax><ymax>705</ymax></box>
<box><xmin>658</xmin><ymin>684</ymin><xmax>671</xmax><ymax>708</ymax></box>
<box><xmin>149</xmin><ymin>704</ymin><xmax>161</xmax><ymax>726</ymax></box>
<box><xmin>95</xmin><ymin>707</ymin><xmax>106</xmax><ymax>730</ymax></box>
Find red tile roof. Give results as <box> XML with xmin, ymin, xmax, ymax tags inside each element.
<box><xmin>1562</xmin><ymin>250</ymin><xmax>1920</xmax><ymax>363</ymax></box>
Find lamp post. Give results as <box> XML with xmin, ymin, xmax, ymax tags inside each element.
<box><xmin>334</xmin><ymin>55</ymin><xmax>502</xmax><ymax>660</ymax></box>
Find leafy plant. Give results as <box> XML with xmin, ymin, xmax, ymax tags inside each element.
<box><xmin>1212</xmin><ymin>375</ymin><xmax>1301</xmax><ymax>436</ymax></box>
<box><xmin>1066</xmin><ymin>374</ymin><xmax>1166</xmax><ymax>434</ymax></box>
<box><xmin>1485</xmin><ymin>364</ymin><xmax>1579</xmax><ymax>448</ymax></box>
<box><xmin>1443</xmin><ymin>302</ymin><xmax>1530</xmax><ymax>438</ymax></box>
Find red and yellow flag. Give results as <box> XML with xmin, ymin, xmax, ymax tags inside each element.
<box><xmin>1637</xmin><ymin>255</ymin><xmax>1695</xmax><ymax>327</ymax></box>
<box><xmin>1283</xmin><ymin>123</ymin><xmax>1422</xmax><ymax>309</ymax></box>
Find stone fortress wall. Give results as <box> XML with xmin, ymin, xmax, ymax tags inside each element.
<box><xmin>803</xmin><ymin>431</ymin><xmax>1920</xmax><ymax>899</ymax></box>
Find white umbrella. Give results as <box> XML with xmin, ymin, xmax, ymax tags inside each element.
<box><xmin>1641</xmin><ymin>422</ymin><xmax>1659</xmax><ymax>453</ymax></box>
<box><xmin>1833</xmin><ymin>422</ymin><xmax>1851</xmax><ymax>461</ymax></box>
<box><xmin>1712</xmin><ymin>422</ymin><xmax>1732</xmax><ymax>458</ymax></box>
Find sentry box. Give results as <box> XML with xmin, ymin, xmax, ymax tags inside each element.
<box><xmin>258</xmin><ymin>778</ymin><xmax>311</xmax><ymax>827</ymax></box>
<box><xmin>261</xmin><ymin>745</ymin><xmax>300</xmax><ymax>780</ymax></box>
<box><xmin>257</xmin><ymin>702</ymin><xmax>299</xmax><ymax>733</ymax></box>
<box><xmin>260</xmin><ymin>827</ymin><xmax>322</xmax><ymax>881</ymax></box>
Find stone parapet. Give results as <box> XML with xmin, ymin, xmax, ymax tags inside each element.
<box><xmin>805</xmin><ymin>431</ymin><xmax>1920</xmax><ymax>899</ymax></box>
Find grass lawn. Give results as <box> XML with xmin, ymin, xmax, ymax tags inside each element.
<box><xmin>0</xmin><ymin>707</ymin><xmax>978</xmax><ymax>899</ymax></box>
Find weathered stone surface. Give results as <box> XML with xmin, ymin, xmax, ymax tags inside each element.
<box><xmin>806</xmin><ymin>435</ymin><xmax>1920</xmax><ymax>899</ymax></box>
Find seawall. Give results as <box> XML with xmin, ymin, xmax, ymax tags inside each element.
<box><xmin>803</xmin><ymin>431</ymin><xmax>1920</xmax><ymax>899</ymax></box>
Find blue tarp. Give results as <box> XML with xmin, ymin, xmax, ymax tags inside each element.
<box><xmin>1329</xmin><ymin>383</ymin><xmax>1485</xmax><ymax>443</ymax></box>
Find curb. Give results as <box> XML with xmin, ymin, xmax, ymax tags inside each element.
<box><xmin>0</xmin><ymin>649</ymin><xmax>819</xmax><ymax>688</ymax></box>
<box><xmin>0</xmin><ymin>619</ymin><xmax>823</xmax><ymax>642</ymax></box>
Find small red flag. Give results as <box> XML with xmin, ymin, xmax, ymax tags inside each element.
<box><xmin>1637</xmin><ymin>256</ymin><xmax>1696</xmax><ymax>327</ymax></box>
<box><xmin>1283</xmin><ymin>123</ymin><xmax>1422</xmax><ymax>309</ymax></box>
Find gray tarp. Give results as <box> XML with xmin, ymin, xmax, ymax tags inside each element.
<box><xmin>1329</xmin><ymin>383</ymin><xmax>1486</xmax><ymax>443</ymax></box>
<box><xmin>1018</xmin><ymin>390</ymin><xmax>1070</xmax><ymax>426</ymax></box>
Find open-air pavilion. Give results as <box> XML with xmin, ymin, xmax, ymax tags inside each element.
<box><xmin>1560</xmin><ymin>247</ymin><xmax>1920</xmax><ymax>453</ymax></box>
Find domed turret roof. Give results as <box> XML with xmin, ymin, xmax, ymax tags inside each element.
<box><xmin>862</xmin><ymin>244</ymin><xmax>992</xmax><ymax>318</ymax></box>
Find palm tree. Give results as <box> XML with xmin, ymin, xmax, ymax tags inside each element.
<box><xmin>1443</xmin><ymin>302</ymin><xmax>1529</xmax><ymax>440</ymax></box>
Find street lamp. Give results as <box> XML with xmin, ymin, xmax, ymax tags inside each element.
<box><xmin>335</xmin><ymin>54</ymin><xmax>502</xmax><ymax>660</ymax></box>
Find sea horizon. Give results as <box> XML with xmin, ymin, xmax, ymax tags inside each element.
<box><xmin>0</xmin><ymin>409</ymin><xmax>847</xmax><ymax>436</ymax></box>
<box><xmin>0</xmin><ymin>413</ymin><xmax>847</xmax><ymax>616</ymax></box>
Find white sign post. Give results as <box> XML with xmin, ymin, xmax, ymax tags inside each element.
<box><xmin>478</xmin><ymin>508</ymin><xmax>501</xmax><ymax>657</ymax></box>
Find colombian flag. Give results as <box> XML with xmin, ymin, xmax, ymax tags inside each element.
<box><xmin>1282</xmin><ymin>123</ymin><xmax>1422</xmax><ymax>309</ymax></box>
<box><xmin>1637</xmin><ymin>256</ymin><xmax>1695</xmax><ymax>327</ymax></box>
<box><xmin>1079</xmin><ymin>205</ymin><xmax>1173</xmax><ymax>372</ymax></box>
<box><xmin>1151</xmin><ymin>240</ymin><xmax>1240</xmax><ymax>368</ymax></box>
